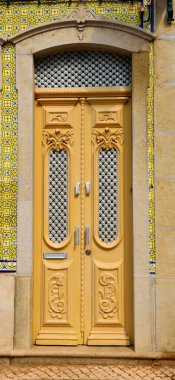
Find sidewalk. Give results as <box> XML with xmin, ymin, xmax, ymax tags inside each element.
<box><xmin>0</xmin><ymin>362</ymin><xmax>175</xmax><ymax>380</ymax></box>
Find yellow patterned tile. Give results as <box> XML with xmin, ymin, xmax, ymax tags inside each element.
<box><xmin>0</xmin><ymin>1</ymin><xmax>150</xmax><ymax>38</ymax></box>
<box><xmin>0</xmin><ymin>43</ymin><xmax>17</xmax><ymax>271</ymax></box>
<box><xmin>0</xmin><ymin>2</ymin><xmax>154</xmax><ymax>273</ymax></box>
<box><xmin>148</xmin><ymin>43</ymin><xmax>155</xmax><ymax>274</ymax></box>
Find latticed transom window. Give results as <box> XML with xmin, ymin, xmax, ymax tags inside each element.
<box><xmin>35</xmin><ymin>51</ymin><xmax>131</xmax><ymax>88</ymax></box>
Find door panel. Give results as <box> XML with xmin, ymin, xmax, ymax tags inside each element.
<box><xmin>34</xmin><ymin>98</ymin><xmax>82</xmax><ymax>345</ymax></box>
<box><xmin>33</xmin><ymin>94</ymin><xmax>131</xmax><ymax>346</ymax></box>
<box><xmin>84</xmin><ymin>98</ymin><xmax>129</xmax><ymax>345</ymax></box>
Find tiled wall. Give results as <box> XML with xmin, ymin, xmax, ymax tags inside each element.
<box><xmin>0</xmin><ymin>43</ymin><xmax>17</xmax><ymax>271</ymax></box>
<box><xmin>0</xmin><ymin>1</ymin><xmax>151</xmax><ymax>37</ymax></box>
<box><xmin>0</xmin><ymin>1</ymin><xmax>155</xmax><ymax>273</ymax></box>
<box><xmin>148</xmin><ymin>43</ymin><xmax>155</xmax><ymax>275</ymax></box>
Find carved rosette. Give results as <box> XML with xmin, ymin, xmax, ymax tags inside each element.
<box><xmin>92</xmin><ymin>128</ymin><xmax>123</xmax><ymax>149</ymax></box>
<box><xmin>48</xmin><ymin>273</ymin><xmax>66</xmax><ymax>319</ymax></box>
<box><xmin>42</xmin><ymin>129</ymin><xmax>73</xmax><ymax>151</ymax></box>
<box><xmin>98</xmin><ymin>272</ymin><xmax>118</xmax><ymax>319</ymax></box>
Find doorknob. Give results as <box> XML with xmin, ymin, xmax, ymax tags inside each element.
<box><xmin>85</xmin><ymin>249</ymin><xmax>91</xmax><ymax>256</ymax></box>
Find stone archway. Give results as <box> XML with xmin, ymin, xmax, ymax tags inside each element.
<box><xmin>8</xmin><ymin>13</ymin><xmax>155</xmax><ymax>351</ymax></box>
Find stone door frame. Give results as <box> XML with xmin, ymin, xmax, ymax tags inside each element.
<box><xmin>0</xmin><ymin>17</ymin><xmax>155</xmax><ymax>352</ymax></box>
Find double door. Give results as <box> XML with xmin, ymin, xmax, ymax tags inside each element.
<box><xmin>33</xmin><ymin>91</ymin><xmax>132</xmax><ymax>345</ymax></box>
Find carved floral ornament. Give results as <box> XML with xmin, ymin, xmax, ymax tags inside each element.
<box><xmin>99</xmin><ymin>272</ymin><xmax>118</xmax><ymax>319</ymax></box>
<box><xmin>42</xmin><ymin>129</ymin><xmax>74</xmax><ymax>151</ymax></box>
<box><xmin>92</xmin><ymin>127</ymin><xmax>123</xmax><ymax>149</ymax></box>
<box><xmin>48</xmin><ymin>273</ymin><xmax>66</xmax><ymax>319</ymax></box>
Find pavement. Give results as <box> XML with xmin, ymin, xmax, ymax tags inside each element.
<box><xmin>0</xmin><ymin>362</ymin><xmax>175</xmax><ymax>380</ymax></box>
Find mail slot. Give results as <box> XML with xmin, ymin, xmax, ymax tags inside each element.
<box><xmin>43</xmin><ymin>253</ymin><xmax>68</xmax><ymax>259</ymax></box>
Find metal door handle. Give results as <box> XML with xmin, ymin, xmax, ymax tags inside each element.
<box><xmin>75</xmin><ymin>225</ymin><xmax>80</xmax><ymax>245</ymax></box>
<box><xmin>85</xmin><ymin>181</ymin><xmax>90</xmax><ymax>196</ymax></box>
<box><xmin>75</xmin><ymin>182</ymin><xmax>80</xmax><ymax>196</ymax></box>
<box><xmin>85</xmin><ymin>225</ymin><xmax>89</xmax><ymax>245</ymax></box>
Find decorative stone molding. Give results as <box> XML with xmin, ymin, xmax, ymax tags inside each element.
<box><xmin>9</xmin><ymin>17</ymin><xmax>155</xmax><ymax>47</ymax></box>
<box><xmin>67</xmin><ymin>4</ymin><xmax>97</xmax><ymax>40</ymax></box>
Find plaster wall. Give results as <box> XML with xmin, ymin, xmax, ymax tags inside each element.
<box><xmin>153</xmin><ymin>0</ymin><xmax>175</xmax><ymax>351</ymax></box>
<box><xmin>0</xmin><ymin>276</ymin><xmax>14</xmax><ymax>350</ymax></box>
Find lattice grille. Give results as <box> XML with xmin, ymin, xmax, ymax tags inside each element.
<box><xmin>35</xmin><ymin>51</ymin><xmax>131</xmax><ymax>88</ymax></box>
<box><xmin>98</xmin><ymin>148</ymin><xmax>118</xmax><ymax>243</ymax></box>
<box><xmin>48</xmin><ymin>149</ymin><xmax>68</xmax><ymax>244</ymax></box>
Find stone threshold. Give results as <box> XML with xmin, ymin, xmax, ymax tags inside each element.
<box><xmin>0</xmin><ymin>346</ymin><xmax>175</xmax><ymax>361</ymax></box>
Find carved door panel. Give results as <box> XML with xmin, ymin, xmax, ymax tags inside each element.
<box><xmin>84</xmin><ymin>98</ymin><xmax>130</xmax><ymax>345</ymax></box>
<box><xmin>34</xmin><ymin>98</ymin><xmax>82</xmax><ymax>345</ymax></box>
<box><xmin>33</xmin><ymin>94</ymin><xmax>132</xmax><ymax>346</ymax></box>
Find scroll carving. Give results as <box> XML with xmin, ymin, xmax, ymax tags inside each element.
<box><xmin>92</xmin><ymin>127</ymin><xmax>123</xmax><ymax>149</ymax></box>
<box><xmin>99</xmin><ymin>272</ymin><xmax>118</xmax><ymax>319</ymax></box>
<box><xmin>98</xmin><ymin>112</ymin><xmax>117</xmax><ymax>122</ymax></box>
<box><xmin>48</xmin><ymin>273</ymin><xmax>67</xmax><ymax>319</ymax></box>
<box><xmin>47</xmin><ymin>112</ymin><xmax>68</xmax><ymax>124</ymax></box>
<box><xmin>42</xmin><ymin>129</ymin><xmax>73</xmax><ymax>150</ymax></box>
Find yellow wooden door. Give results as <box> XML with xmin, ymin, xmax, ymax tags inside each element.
<box><xmin>33</xmin><ymin>91</ymin><xmax>132</xmax><ymax>346</ymax></box>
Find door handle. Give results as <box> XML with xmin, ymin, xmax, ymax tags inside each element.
<box><xmin>85</xmin><ymin>181</ymin><xmax>90</xmax><ymax>196</ymax></box>
<box><xmin>75</xmin><ymin>182</ymin><xmax>80</xmax><ymax>196</ymax></box>
<box><xmin>85</xmin><ymin>226</ymin><xmax>91</xmax><ymax>255</ymax></box>
<box><xmin>85</xmin><ymin>225</ymin><xmax>89</xmax><ymax>245</ymax></box>
<box><xmin>75</xmin><ymin>225</ymin><xmax>80</xmax><ymax>245</ymax></box>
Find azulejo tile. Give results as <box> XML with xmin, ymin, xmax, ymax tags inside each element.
<box><xmin>0</xmin><ymin>2</ymin><xmax>155</xmax><ymax>274</ymax></box>
<box><xmin>0</xmin><ymin>1</ymin><xmax>150</xmax><ymax>38</ymax></box>
<box><xmin>0</xmin><ymin>43</ymin><xmax>17</xmax><ymax>272</ymax></box>
<box><xmin>148</xmin><ymin>43</ymin><xmax>155</xmax><ymax>274</ymax></box>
